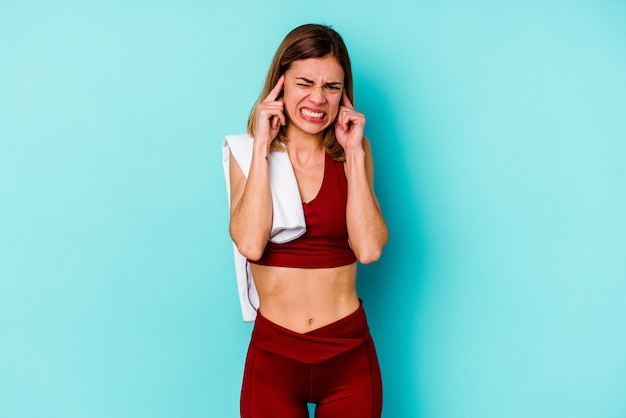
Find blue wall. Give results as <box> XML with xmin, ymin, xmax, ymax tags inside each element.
<box><xmin>1</xmin><ymin>1</ymin><xmax>625</xmax><ymax>417</ymax></box>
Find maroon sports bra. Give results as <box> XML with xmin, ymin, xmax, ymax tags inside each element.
<box><xmin>250</xmin><ymin>151</ymin><xmax>357</xmax><ymax>268</ymax></box>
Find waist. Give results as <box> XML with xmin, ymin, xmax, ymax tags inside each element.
<box><xmin>252</xmin><ymin>300</ymin><xmax>370</xmax><ymax>364</ymax></box>
<box><xmin>251</xmin><ymin>263</ymin><xmax>359</xmax><ymax>333</ymax></box>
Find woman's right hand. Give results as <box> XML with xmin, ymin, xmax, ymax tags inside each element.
<box><xmin>254</xmin><ymin>75</ymin><xmax>286</xmax><ymax>146</ymax></box>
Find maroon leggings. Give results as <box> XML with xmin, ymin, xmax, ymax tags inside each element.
<box><xmin>240</xmin><ymin>303</ymin><xmax>382</xmax><ymax>418</ymax></box>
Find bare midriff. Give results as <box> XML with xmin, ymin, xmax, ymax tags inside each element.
<box><xmin>251</xmin><ymin>263</ymin><xmax>360</xmax><ymax>334</ymax></box>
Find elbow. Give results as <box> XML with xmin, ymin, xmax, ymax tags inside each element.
<box><xmin>229</xmin><ymin>225</ymin><xmax>268</xmax><ymax>261</ymax></box>
<box><xmin>354</xmin><ymin>240</ymin><xmax>387</xmax><ymax>264</ymax></box>
<box><xmin>356</xmin><ymin>248</ymin><xmax>382</xmax><ymax>264</ymax></box>
<box><xmin>236</xmin><ymin>243</ymin><xmax>265</xmax><ymax>261</ymax></box>
<box><xmin>353</xmin><ymin>232</ymin><xmax>388</xmax><ymax>264</ymax></box>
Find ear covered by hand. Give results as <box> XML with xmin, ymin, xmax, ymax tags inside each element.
<box><xmin>254</xmin><ymin>75</ymin><xmax>286</xmax><ymax>146</ymax></box>
<box><xmin>335</xmin><ymin>89</ymin><xmax>365</xmax><ymax>151</ymax></box>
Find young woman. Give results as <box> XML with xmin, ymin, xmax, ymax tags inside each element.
<box><xmin>228</xmin><ymin>23</ymin><xmax>388</xmax><ymax>418</ymax></box>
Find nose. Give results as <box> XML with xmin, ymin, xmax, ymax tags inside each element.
<box><xmin>308</xmin><ymin>86</ymin><xmax>327</xmax><ymax>104</ymax></box>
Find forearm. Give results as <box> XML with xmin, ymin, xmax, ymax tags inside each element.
<box><xmin>344</xmin><ymin>146</ymin><xmax>388</xmax><ymax>264</ymax></box>
<box><xmin>229</xmin><ymin>143</ymin><xmax>273</xmax><ymax>260</ymax></box>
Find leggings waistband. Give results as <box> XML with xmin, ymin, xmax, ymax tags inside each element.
<box><xmin>251</xmin><ymin>301</ymin><xmax>371</xmax><ymax>364</ymax></box>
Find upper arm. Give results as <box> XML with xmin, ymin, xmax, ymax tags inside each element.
<box><xmin>229</xmin><ymin>151</ymin><xmax>246</xmax><ymax>216</ymax></box>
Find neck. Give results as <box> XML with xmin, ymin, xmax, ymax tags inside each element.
<box><xmin>285</xmin><ymin>124</ymin><xmax>325</xmax><ymax>146</ymax></box>
<box><xmin>287</xmin><ymin>143</ymin><xmax>325</xmax><ymax>167</ymax></box>
<box><xmin>284</xmin><ymin>126</ymin><xmax>325</xmax><ymax>164</ymax></box>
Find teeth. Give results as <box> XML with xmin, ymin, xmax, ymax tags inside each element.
<box><xmin>301</xmin><ymin>108</ymin><xmax>325</xmax><ymax>119</ymax></box>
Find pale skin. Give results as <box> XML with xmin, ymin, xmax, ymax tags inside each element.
<box><xmin>229</xmin><ymin>56</ymin><xmax>388</xmax><ymax>333</ymax></box>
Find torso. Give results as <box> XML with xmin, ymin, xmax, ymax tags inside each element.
<box><xmin>252</xmin><ymin>146</ymin><xmax>358</xmax><ymax>334</ymax></box>
<box><xmin>292</xmin><ymin>148</ymin><xmax>326</xmax><ymax>203</ymax></box>
<box><xmin>251</xmin><ymin>263</ymin><xmax>359</xmax><ymax>333</ymax></box>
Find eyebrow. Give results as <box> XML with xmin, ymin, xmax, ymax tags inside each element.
<box><xmin>295</xmin><ymin>77</ymin><xmax>343</xmax><ymax>86</ymax></box>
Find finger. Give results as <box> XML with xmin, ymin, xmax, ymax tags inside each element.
<box><xmin>267</xmin><ymin>100</ymin><xmax>286</xmax><ymax>131</ymax></box>
<box><xmin>257</xmin><ymin>100</ymin><xmax>284</xmax><ymax>119</ymax></box>
<box><xmin>335</xmin><ymin>110</ymin><xmax>349</xmax><ymax>134</ymax></box>
<box><xmin>276</xmin><ymin>98</ymin><xmax>286</xmax><ymax>126</ymax></box>
<box><xmin>341</xmin><ymin>88</ymin><xmax>354</xmax><ymax>109</ymax></box>
<box><xmin>263</xmin><ymin>75</ymin><xmax>285</xmax><ymax>103</ymax></box>
<box><xmin>341</xmin><ymin>107</ymin><xmax>355</xmax><ymax>125</ymax></box>
<box><xmin>272</xmin><ymin>115</ymin><xmax>286</xmax><ymax>130</ymax></box>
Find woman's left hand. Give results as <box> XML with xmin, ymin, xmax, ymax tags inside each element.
<box><xmin>335</xmin><ymin>90</ymin><xmax>365</xmax><ymax>152</ymax></box>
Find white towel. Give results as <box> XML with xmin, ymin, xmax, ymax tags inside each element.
<box><xmin>222</xmin><ymin>133</ymin><xmax>306</xmax><ymax>321</ymax></box>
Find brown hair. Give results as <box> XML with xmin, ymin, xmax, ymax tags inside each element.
<box><xmin>247</xmin><ymin>24</ymin><xmax>354</xmax><ymax>161</ymax></box>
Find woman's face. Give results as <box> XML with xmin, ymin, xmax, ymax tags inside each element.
<box><xmin>282</xmin><ymin>56</ymin><xmax>345</xmax><ymax>138</ymax></box>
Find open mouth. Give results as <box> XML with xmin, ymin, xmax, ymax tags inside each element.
<box><xmin>300</xmin><ymin>108</ymin><xmax>326</xmax><ymax>121</ymax></box>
